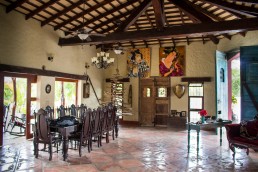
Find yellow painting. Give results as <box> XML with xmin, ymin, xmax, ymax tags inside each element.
<box><xmin>127</xmin><ymin>48</ymin><xmax>151</xmax><ymax>78</ymax></box>
<box><xmin>159</xmin><ymin>46</ymin><xmax>185</xmax><ymax>77</ymax></box>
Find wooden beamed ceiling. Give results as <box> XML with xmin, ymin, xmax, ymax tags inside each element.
<box><xmin>1</xmin><ymin>0</ymin><xmax>258</xmax><ymax>48</ymax></box>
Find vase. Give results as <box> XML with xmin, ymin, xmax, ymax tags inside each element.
<box><xmin>201</xmin><ymin>116</ymin><xmax>205</xmax><ymax>123</ymax></box>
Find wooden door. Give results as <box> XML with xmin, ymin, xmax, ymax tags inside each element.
<box><xmin>154</xmin><ymin>77</ymin><xmax>170</xmax><ymax>125</ymax></box>
<box><xmin>139</xmin><ymin>78</ymin><xmax>155</xmax><ymax>126</ymax></box>
<box><xmin>240</xmin><ymin>46</ymin><xmax>258</xmax><ymax>120</ymax></box>
<box><xmin>216</xmin><ymin>50</ymin><xmax>228</xmax><ymax>120</ymax></box>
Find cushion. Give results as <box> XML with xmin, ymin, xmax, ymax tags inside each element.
<box><xmin>246</xmin><ymin>120</ymin><xmax>258</xmax><ymax>137</ymax></box>
<box><xmin>232</xmin><ymin>136</ymin><xmax>258</xmax><ymax>146</ymax></box>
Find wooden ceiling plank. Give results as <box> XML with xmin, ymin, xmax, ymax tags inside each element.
<box><xmin>58</xmin><ymin>18</ymin><xmax>258</xmax><ymax>46</ymax></box>
<box><xmin>116</xmin><ymin>0</ymin><xmax>151</xmax><ymax>32</ymax></box>
<box><xmin>203</xmin><ymin>0</ymin><xmax>258</xmax><ymax>16</ymax></box>
<box><xmin>41</xmin><ymin>0</ymin><xmax>83</xmax><ymax>27</ymax></box>
<box><xmin>64</xmin><ymin>0</ymin><xmax>139</xmax><ymax>32</ymax></box>
<box><xmin>6</xmin><ymin>0</ymin><xmax>27</xmax><ymax>13</ymax></box>
<box><xmin>54</xmin><ymin>0</ymin><xmax>114</xmax><ymax>30</ymax></box>
<box><xmin>145</xmin><ymin>11</ymin><xmax>155</xmax><ymax>29</ymax></box>
<box><xmin>152</xmin><ymin>0</ymin><xmax>165</xmax><ymax>30</ymax></box>
<box><xmin>234</xmin><ymin>0</ymin><xmax>258</xmax><ymax>5</ymax></box>
<box><xmin>168</xmin><ymin>0</ymin><xmax>212</xmax><ymax>23</ymax></box>
<box><xmin>26</xmin><ymin>0</ymin><xmax>59</xmax><ymax>20</ymax></box>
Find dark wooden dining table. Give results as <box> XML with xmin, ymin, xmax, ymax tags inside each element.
<box><xmin>50</xmin><ymin>124</ymin><xmax>79</xmax><ymax>161</ymax></box>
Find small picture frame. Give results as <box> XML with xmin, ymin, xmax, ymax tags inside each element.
<box><xmin>45</xmin><ymin>84</ymin><xmax>51</xmax><ymax>94</ymax></box>
<box><xmin>171</xmin><ymin>110</ymin><xmax>177</xmax><ymax>117</ymax></box>
<box><xmin>175</xmin><ymin>112</ymin><xmax>181</xmax><ymax>117</ymax></box>
<box><xmin>181</xmin><ymin>111</ymin><xmax>186</xmax><ymax>117</ymax></box>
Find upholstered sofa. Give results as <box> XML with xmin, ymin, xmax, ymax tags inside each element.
<box><xmin>225</xmin><ymin>120</ymin><xmax>258</xmax><ymax>158</ymax></box>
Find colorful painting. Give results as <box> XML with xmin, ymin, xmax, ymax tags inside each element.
<box><xmin>159</xmin><ymin>46</ymin><xmax>185</xmax><ymax>77</ymax></box>
<box><xmin>127</xmin><ymin>48</ymin><xmax>151</xmax><ymax>78</ymax></box>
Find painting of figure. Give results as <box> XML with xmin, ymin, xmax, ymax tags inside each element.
<box><xmin>159</xmin><ymin>46</ymin><xmax>185</xmax><ymax>77</ymax></box>
<box><xmin>127</xmin><ymin>48</ymin><xmax>151</xmax><ymax>78</ymax></box>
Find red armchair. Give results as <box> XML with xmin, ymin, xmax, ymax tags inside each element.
<box><xmin>225</xmin><ymin>120</ymin><xmax>258</xmax><ymax>158</ymax></box>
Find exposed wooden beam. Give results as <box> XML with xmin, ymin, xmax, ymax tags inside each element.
<box><xmin>203</xmin><ymin>0</ymin><xmax>258</xmax><ymax>16</ymax></box>
<box><xmin>207</xmin><ymin>35</ymin><xmax>219</xmax><ymax>44</ymax></box>
<box><xmin>26</xmin><ymin>0</ymin><xmax>59</xmax><ymax>20</ymax></box>
<box><xmin>222</xmin><ymin>34</ymin><xmax>232</xmax><ymax>40</ymax></box>
<box><xmin>152</xmin><ymin>0</ymin><xmax>165</xmax><ymax>30</ymax></box>
<box><xmin>181</xmin><ymin>77</ymin><xmax>212</xmax><ymax>82</ymax></box>
<box><xmin>169</xmin><ymin>0</ymin><xmax>219</xmax><ymax>44</ymax></box>
<box><xmin>239</xmin><ymin>31</ymin><xmax>246</xmax><ymax>37</ymax></box>
<box><xmin>58</xmin><ymin>18</ymin><xmax>258</xmax><ymax>46</ymax></box>
<box><xmin>0</xmin><ymin>64</ymin><xmax>88</xmax><ymax>80</ymax></box>
<box><xmin>56</xmin><ymin>0</ymin><xmax>137</xmax><ymax>31</ymax></box>
<box><xmin>6</xmin><ymin>0</ymin><xmax>27</xmax><ymax>13</ymax></box>
<box><xmin>116</xmin><ymin>0</ymin><xmax>151</xmax><ymax>32</ymax></box>
<box><xmin>168</xmin><ymin>0</ymin><xmax>212</xmax><ymax>23</ymax></box>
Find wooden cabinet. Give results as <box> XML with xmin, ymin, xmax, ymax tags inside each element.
<box><xmin>167</xmin><ymin>116</ymin><xmax>187</xmax><ymax>129</ymax></box>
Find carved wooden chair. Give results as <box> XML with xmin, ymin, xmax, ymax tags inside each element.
<box><xmin>45</xmin><ymin>106</ymin><xmax>54</xmax><ymax>119</ymax></box>
<box><xmin>106</xmin><ymin>104</ymin><xmax>117</xmax><ymax>143</ymax></box>
<box><xmin>91</xmin><ymin>108</ymin><xmax>102</xmax><ymax>148</ymax></box>
<box><xmin>34</xmin><ymin>108</ymin><xmax>60</xmax><ymax>161</ymax></box>
<box><xmin>57</xmin><ymin>105</ymin><xmax>67</xmax><ymax>118</ymax></box>
<box><xmin>100</xmin><ymin>106</ymin><xmax>109</xmax><ymax>144</ymax></box>
<box><xmin>3</xmin><ymin>104</ymin><xmax>10</xmax><ymax>132</ymax></box>
<box><xmin>69</xmin><ymin>108</ymin><xmax>93</xmax><ymax>156</ymax></box>
<box><xmin>69</xmin><ymin>104</ymin><xmax>77</xmax><ymax>118</ymax></box>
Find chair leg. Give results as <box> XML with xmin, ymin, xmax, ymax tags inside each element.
<box><xmin>106</xmin><ymin>132</ymin><xmax>109</xmax><ymax>143</ymax></box>
<box><xmin>79</xmin><ymin>141</ymin><xmax>82</xmax><ymax>157</ymax></box>
<box><xmin>35</xmin><ymin>142</ymin><xmax>39</xmax><ymax>158</ymax></box>
<box><xmin>112</xmin><ymin>129</ymin><xmax>115</xmax><ymax>140</ymax></box>
<box><xmin>49</xmin><ymin>143</ymin><xmax>52</xmax><ymax>161</ymax></box>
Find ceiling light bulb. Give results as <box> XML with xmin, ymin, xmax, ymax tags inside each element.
<box><xmin>78</xmin><ymin>33</ymin><xmax>89</xmax><ymax>40</ymax></box>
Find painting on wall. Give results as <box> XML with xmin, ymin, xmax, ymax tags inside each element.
<box><xmin>127</xmin><ymin>48</ymin><xmax>151</xmax><ymax>78</ymax></box>
<box><xmin>159</xmin><ymin>46</ymin><xmax>185</xmax><ymax>77</ymax></box>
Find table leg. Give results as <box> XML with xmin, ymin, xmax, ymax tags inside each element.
<box><xmin>115</xmin><ymin>117</ymin><xmax>119</xmax><ymax>138</ymax></box>
<box><xmin>220</xmin><ymin>127</ymin><xmax>222</xmax><ymax>146</ymax></box>
<box><xmin>187</xmin><ymin>126</ymin><xmax>190</xmax><ymax>153</ymax></box>
<box><xmin>197</xmin><ymin>130</ymin><xmax>200</xmax><ymax>154</ymax></box>
<box><xmin>63</xmin><ymin>136</ymin><xmax>68</xmax><ymax>161</ymax></box>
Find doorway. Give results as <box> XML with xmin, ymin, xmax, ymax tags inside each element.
<box><xmin>1</xmin><ymin>72</ymin><xmax>36</xmax><ymax>146</ymax></box>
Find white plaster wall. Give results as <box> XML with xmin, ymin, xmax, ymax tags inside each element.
<box><xmin>0</xmin><ymin>6</ymin><xmax>103</xmax><ymax>109</ymax></box>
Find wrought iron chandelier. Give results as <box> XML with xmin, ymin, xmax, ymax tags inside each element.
<box><xmin>91</xmin><ymin>51</ymin><xmax>114</xmax><ymax>69</ymax></box>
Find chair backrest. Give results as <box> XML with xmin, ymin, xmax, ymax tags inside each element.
<box><xmin>57</xmin><ymin>105</ymin><xmax>67</xmax><ymax>118</ymax></box>
<box><xmin>92</xmin><ymin>108</ymin><xmax>102</xmax><ymax>135</ymax></box>
<box><xmin>82</xmin><ymin>108</ymin><xmax>92</xmax><ymax>138</ymax></box>
<box><xmin>69</xmin><ymin>104</ymin><xmax>77</xmax><ymax>117</ymax></box>
<box><xmin>35</xmin><ymin>109</ymin><xmax>50</xmax><ymax>141</ymax></box>
<box><xmin>45</xmin><ymin>106</ymin><xmax>54</xmax><ymax>119</ymax></box>
<box><xmin>101</xmin><ymin>106</ymin><xmax>108</xmax><ymax>132</ymax></box>
<box><xmin>78</xmin><ymin>104</ymin><xmax>87</xmax><ymax>120</ymax></box>
<box><xmin>107</xmin><ymin>104</ymin><xmax>117</xmax><ymax>130</ymax></box>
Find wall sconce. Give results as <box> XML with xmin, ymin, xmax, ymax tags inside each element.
<box><xmin>47</xmin><ymin>53</ymin><xmax>54</xmax><ymax>62</ymax></box>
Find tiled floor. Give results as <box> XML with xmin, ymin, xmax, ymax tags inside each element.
<box><xmin>1</xmin><ymin>126</ymin><xmax>258</xmax><ymax>172</ymax></box>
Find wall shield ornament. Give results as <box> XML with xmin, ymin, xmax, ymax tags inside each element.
<box><xmin>173</xmin><ymin>84</ymin><xmax>185</xmax><ymax>98</ymax></box>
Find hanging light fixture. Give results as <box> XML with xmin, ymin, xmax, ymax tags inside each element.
<box><xmin>91</xmin><ymin>51</ymin><xmax>115</xmax><ymax>69</ymax></box>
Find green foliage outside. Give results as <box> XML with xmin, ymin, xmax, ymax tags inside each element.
<box><xmin>232</xmin><ymin>68</ymin><xmax>240</xmax><ymax>104</ymax></box>
<box><xmin>4</xmin><ymin>83</ymin><xmax>13</xmax><ymax>105</ymax></box>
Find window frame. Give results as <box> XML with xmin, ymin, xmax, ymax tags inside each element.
<box><xmin>188</xmin><ymin>82</ymin><xmax>204</xmax><ymax>122</ymax></box>
<box><xmin>55</xmin><ymin>78</ymin><xmax>78</xmax><ymax>106</ymax></box>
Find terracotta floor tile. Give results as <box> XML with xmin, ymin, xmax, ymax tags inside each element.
<box><xmin>2</xmin><ymin>126</ymin><xmax>258</xmax><ymax>171</ymax></box>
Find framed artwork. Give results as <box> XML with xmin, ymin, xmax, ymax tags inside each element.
<box><xmin>127</xmin><ymin>48</ymin><xmax>151</xmax><ymax>78</ymax></box>
<box><xmin>181</xmin><ymin>111</ymin><xmax>187</xmax><ymax>117</ymax></box>
<box><xmin>171</xmin><ymin>110</ymin><xmax>177</xmax><ymax>116</ymax></box>
<box><xmin>45</xmin><ymin>84</ymin><xmax>51</xmax><ymax>94</ymax></box>
<box><xmin>159</xmin><ymin>46</ymin><xmax>185</xmax><ymax>77</ymax></box>
<box><xmin>175</xmin><ymin>112</ymin><xmax>181</xmax><ymax>117</ymax></box>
